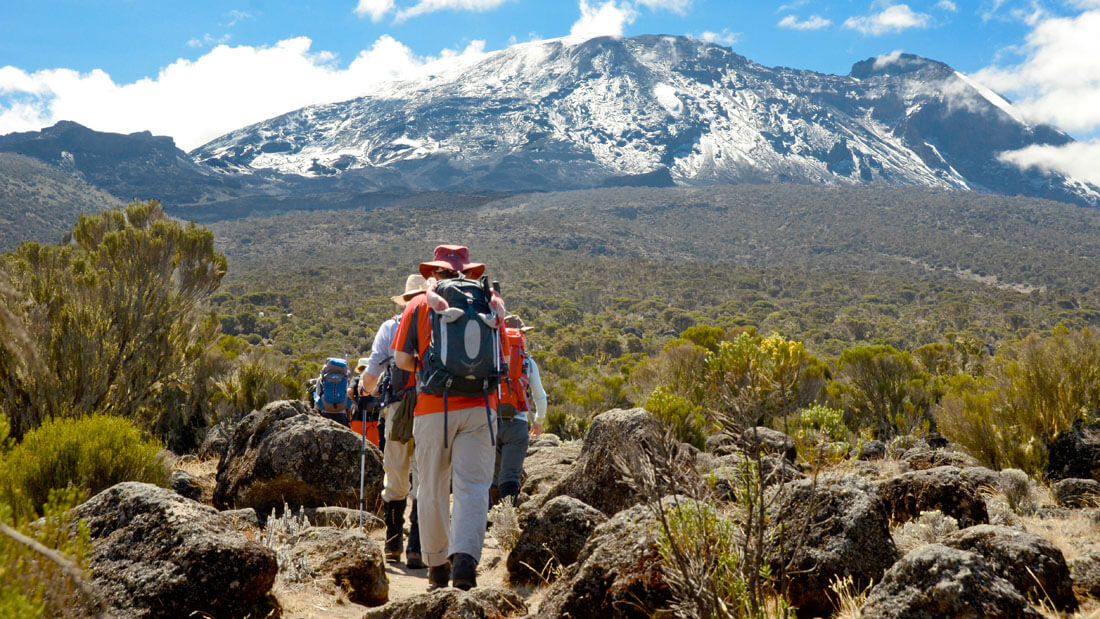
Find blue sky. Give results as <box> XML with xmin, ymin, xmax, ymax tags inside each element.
<box><xmin>1</xmin><ymin>1</ymin><xmax>1098</xmax><ymax>182</ymax></box>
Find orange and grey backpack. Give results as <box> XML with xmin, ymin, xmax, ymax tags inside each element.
<box><xmin>497</xmin><ymin>327</ymin><xmax>530</xmax><ymax>420</ymax></box>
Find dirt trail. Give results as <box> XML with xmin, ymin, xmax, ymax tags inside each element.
<box><xmin>272</xmin><ymin>511</ymin><xmax>545</xmax><ymax>617</ymax></box>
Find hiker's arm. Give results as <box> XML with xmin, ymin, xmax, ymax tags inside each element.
<box><xmin>394</xmin><ymin>351</ymin><xmax>416</xmax><ymax>372</ymax></box>
<box><xmin>361</xmin><ymin>319</ymin><xmax>398</xmax><ymax>395</ymax></box>
<box><xmin>527</xmin><ymin>358</ymin><xmax>548</xmax><ymax>435</ymax></box>
<box><xmin>391</xmin><ymin>300</ymin><xmax>420</xmax><ymax>373</ymax></box>
<box><xmin>360</xmin><ymin>372</ymin><xmax>380</xmax><ymax>396</ymax></box>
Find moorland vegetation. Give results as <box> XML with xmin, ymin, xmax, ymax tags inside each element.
<box><xmin>3</xmin><ymin>184</ymin><xmax>1100</xmax><ymax>614</ymax></box>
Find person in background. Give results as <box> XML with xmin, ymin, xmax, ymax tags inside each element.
<box><xmin>359</xmin><ymin>274</ymin><xmax>428</xmax><ymax>568</ymax></box>
<box><xmin>492</xmin><ymin>314</ymin><xmax>547</xmax><ymax>508</ymax></box>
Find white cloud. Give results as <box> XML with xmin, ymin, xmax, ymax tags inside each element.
<box><xmin>873</xmin><ymin>49</ymin><xmax>905</xmax><ymax>69</ymax></box>
<box><xmin>778</xmin><ymin>0</ymin><xmax>809</xmax><ymax>11</ymax></box>
<box><xmin>568</xmin><ymin>0</ymin><xmax>637</xmax><ymax>41</ymax></box>
<box><xmin>936</xmin><ymin>0</ymin><xmax>957</xmax><ymax>11</ymax></box>
<box><xmin>634</xmin><ymin>0</ymin><xmax>692</xmax><ymax>15</ymax></box>
<box><xmin>998</xmin><ymin>141</ymin><xmax>1100</xmax><ymax>185</ymax></box>
<box><xmin>778</xmin><ymin>14</ymin><xmax>832</xmax><ymax>30</ymax></box>
<box><xmin>699</xmin><ymin>29</ymin><xmax>740</xmax><ymax>46</ymax></box>
<box><xmin>355</xmin><ymin>0</ymin><xmax>396</xmax><ymax>21</ymax></box>
<box><xmin>844</xmin><ymin>4</ymin><xmax>931</xmax><ymax>35</ymax></box>
<box><xmin>972</xmin><ymin>10</ymin><xmax>1100</xmax><ymax>134</ymax></box>
<box><xmin>226</xmin><ymin>10</ymin><xmax>254</xmax><ymax>27</ymax></box>
<box><xmin>0</xmin><ymin>36</ymin><xmax>488</xmax><ymax>151</ymax></box>
<box><xmin>969</xmin><ymin>8</ymin><xmax>1100</xmax><ymax>185</ymax></box>
<box><xmin>395</xmin><ymin>0</ymin><xmax>511</xmax><ymax>23</ymax></box>
<box><xmin>187</xmin><ymin>33</ymin><xmax>232</xmax><ymax>49</ymax></box>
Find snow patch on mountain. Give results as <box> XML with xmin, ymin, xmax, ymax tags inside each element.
<box><xmin>191</xmin><ymin>35</ymin><xmax>1097</xmax><ymax>207</ymax></box>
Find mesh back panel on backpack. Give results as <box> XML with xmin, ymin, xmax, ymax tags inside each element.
<box><xmin>418</xmin><ymin>276</ymin><xmax>501</xmax><ymax>398</ymax></box>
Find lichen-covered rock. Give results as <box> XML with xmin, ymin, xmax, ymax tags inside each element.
<box><xmin>508</xmin><ymin>495</ymin><xmax>607</xmax><ymax>585</ymax></box>
<box><xmin>739</xmin><ymin>426</ymin><xmax>797</xmax><ymax>462</ymax></box>
<box><xmin>1046</xmin><ymin>424</ymin><xmax>1100</xmax><ymax>481</ymax></box>
<box><xmin>541</xmin><ymin>408</ymin><xmax>700</xmax><ymax>516</ymax></box>
<box><xmin>286</xmin><ymin>526</ymin><xmax>388</xmax><ymax>606</ymax></box>
<box><xmin>705</xmin><ymin>432</ymin><xmax>739</xmax><ymax>456</ymax></box>
<box><xmin>1068</xmin><ymin>549</ymin><xmax>1100</xmax><ymax>600</ymax></box>
<box><xmin>362</xmin><ymin>587</ymin><xmax>527</xmax><ymax>618</ymax></box>
<box><xmin>521</xmin><ymin>439</ymin><xmax>581</xmax><ymax>499</ymax></box>
<box><xmin>944</xmin><ymin>524</ymin><xmax>1077</xmax><ymax>612</ymax></box>
<box><xmin>199</xmin><ymin>420</ymin><xmax>233</xmax><ymax>460</ymax></box>
<box><xmin>536</xmin><ymin>498</ymin><xmax>683</xmax><ymax>618</ymax></box>
<box><xmin>860</xmin><ymin>544</ymin><xmax>1042</xmax><ymax>618</ymax></box>
<box><xmin>213</xmin><ymin>400</ymin><xmax>383</xmax><ymax>514</ymax></box>
<box><xmin>877</xmin><ymin>466</ymin><xmax>989</xmax><ymax>528</ymax></box>
<box><xmin>766</xmin><ymin>473</ymin><xmax>898</xmax><ymax>618</ymax></box>
<box><xmin>960</xmin><ymin>466</ymin><xmax>1002</xmax><ymax>491</ymax></box>
<box><xmin>710</xmin><ymin>452</ymin><xmax>803</xmax><ymax>500</ymax></box>
<box><xmin>169</xmin><ymin>469</ymin><xmax>211</xmax><ymax>503</ymax></box>
<box><xmin>1052</xmin><ymin>478</ymin><xmax>1100</xmax><ymax>508</ymax></box>
<box><xmin>901</xmin><ymin>447</ymin><xmax>979</xmax><ymax>471</ymax></box>
<box><xmin>853</xmin><ymin>439</ymin><xmax>886</xmax><ymax>460</ymax></box>
<box><xmin>70</xmin><ymin>482</ymin><xmax>278</xmax><ymax>618</ymax></box>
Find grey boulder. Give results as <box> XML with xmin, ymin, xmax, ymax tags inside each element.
<box><xmin>70</xmin><ymin>482</ymin><xmax>278</xmax><ymax>618</ymax></box>
<box><xmin>213</xmin><ymin>400</ymin><xmax>383</xmax><ymax>514</ymax></box>
<box><xmin>860</xmin><ymin>544</ymin><xmax>1041</xmax><ymax>618</ymax></box>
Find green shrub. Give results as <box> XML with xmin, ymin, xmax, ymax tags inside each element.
<box><xmin>826</xmin><ymin>344</ymin><xmax>932</xmax><ymax>439</ymax></box>
<box><xmin>796</xmin><ymin>404</ymin><xmax>848</xmax><ymax>442</ymax></box>
<box><xmin>545</xmin><ymin>409</ymin><xmax>591</xmax><ymax>441</ymax></box>
<box><xmin>212</xmin><ymin>352</ymin><xmax>302</xmax><ymax>423</ymax></box>
<box><xmin>0</xmin><ymin>414</ymin><xmax>168</xmax><ymax>520</ymax></box>
<box><xmin>934</xmin><ymin>327</ymin><xmax>1100</xmax><ymax>477</ymax></box>
<box><xmin>0</xmin><ymin>202</ymin><xmax>226</xmax><ymax>442</ymax></box>
<box><xmin>645</xmin><ymin>387</ymin><xmax>708</xmax><ymax>450</ymax></box>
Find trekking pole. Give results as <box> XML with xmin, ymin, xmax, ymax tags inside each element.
<box><xmin>492</xmin><ymin>281</ymin><xmax>503</xmax><ymax>400</ymax></box>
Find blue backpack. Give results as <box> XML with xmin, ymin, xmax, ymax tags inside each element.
<box><xmin>315</xmin><ymin>357</ymin><xmax>351</xmax><ymax>413</ymax></box>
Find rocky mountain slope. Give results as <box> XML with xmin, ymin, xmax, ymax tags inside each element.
<box><xmin>0</xmin><ymin>152</ymin><xmax>123</xmax><ymax>250</ymax></box>
<box><xmin>194</xmin><ymin>35</ymin><xmax>1097</xmax><ymax>207</ymax></box>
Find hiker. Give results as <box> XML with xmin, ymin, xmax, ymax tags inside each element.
<box><xmin>314</xmin><ymin>357</ymin><xmax>353</xmax><ymax>427</ymax></box>
<box><xmin>350</xmin><ymin>358</ymin><xmax>383</xmax><ymax>449</ymax></box>
<box><xmin>492</xmin><ymin>314</ymin><xmax>548</xmax><ymax>508</ymax></box>
<box><xmin>358</xmin><ymin>274</ymin><xmax>428</xmax><ymax>568</ymax></box>
<box><xmin>393</xmin><ymin>244</ymin><xmax>505</xmax><ymax>591</ymax></box>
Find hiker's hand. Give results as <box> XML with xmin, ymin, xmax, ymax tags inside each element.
<box><xmin>530</xmin><ymin>423</ymin><xmax>543</xmax><ymax>436</ymax></box>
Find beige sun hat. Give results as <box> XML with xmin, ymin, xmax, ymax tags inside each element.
<box><xmin>391</xmin><ymin>273</ymin><xmax>429</xmax><ymax>305</ymax></box>
<box><xmin>354</xmin><ymin>357</ymin><xmax>370</xmax><ymax>373</ymax></box>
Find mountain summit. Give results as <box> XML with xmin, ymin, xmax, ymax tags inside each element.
<box><xmin>193</xmin><ymin>35</ymin><xmax>1096</xmax><ymax>207</ymax></box>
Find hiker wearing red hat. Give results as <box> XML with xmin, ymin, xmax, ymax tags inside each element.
<box><xmin>393</xmin><ymin>244</ymin><xmax>504</xmax><ymax>591</ymax></box>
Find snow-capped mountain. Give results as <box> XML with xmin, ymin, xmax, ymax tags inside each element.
<box><xmin>192</xmin><ymin>35</ymin><xmax>1097</xmax><ymax>207</ymax></box>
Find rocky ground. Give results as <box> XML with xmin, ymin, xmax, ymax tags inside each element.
<box><xmin>69</xmin><ymin>401</ymin><xmax>1100</xmax><ymax>617</ymax></box>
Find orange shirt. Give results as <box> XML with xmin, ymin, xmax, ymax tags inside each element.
<box><xmin>392</xmin><ymin>294</ymin><xmax>498</xmax><ymax>416</ymax></box>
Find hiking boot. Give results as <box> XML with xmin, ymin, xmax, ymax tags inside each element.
<box><xmin>451</xmin><ymin>553</ymin><xmax>478</xmax><ymax>591</ymax></box>
<box><xmin>498</xmin><ymin>481</ymin><xmax>520</xmax><ymax>507</ymax></box>
<box><xmin>427</xmin><ymin>562</ymin><xmax>451</xmax><ymax>591</ymax></box>
<box><xmin>405</xmin><ymin>500</ymin><xmax>426</xmax><ymax>569</ymax></box>
<box><xmin>383</xmin><ymin>499</ymin><xmax>406</xmax><ymax>562</ymax></box>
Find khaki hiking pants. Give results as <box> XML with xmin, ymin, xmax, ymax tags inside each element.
<box><xmin>381</xmin><ymin>401</ymin><xmax>419</xmax><ymax>503</ymax></box>
<box><xmin>413</xmin><ymin>405</ymin><xmax>496</xmax><ymax>568</ymax></box>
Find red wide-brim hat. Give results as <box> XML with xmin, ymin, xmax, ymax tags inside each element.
<box><xmin>418</xmin><ymin>244</ymin><xmax>485</xmax><ymax>279</ymax></box>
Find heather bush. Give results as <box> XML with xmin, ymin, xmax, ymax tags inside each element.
<box><xmin>826</xmin><ymin>344</ymin><xmax>933</xmax><ymax>439</ymax></box>
<box><xmin>0</xmin><ymin>202</ymin><xmax>226</xmax><ymax>445</ymax></box>
<box><xmin>0</xmin><ymin>414</ymin><xmax>168</xmax><ymax>520</ymax></box>
<box><xmin>934</xmin><ymin>327</ymin><xmax>1100</xmax><ymax>477</ymax></box>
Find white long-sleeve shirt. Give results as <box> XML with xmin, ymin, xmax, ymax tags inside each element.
<box><xmin>523</xmin><ymin>356</ymin><xmax>548</xmax><ymax>426</ymax></box>
<box><xmin>364</xmin><ymin>317</ymin><xmax>399</xmax><ymax>378</ymax></box>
